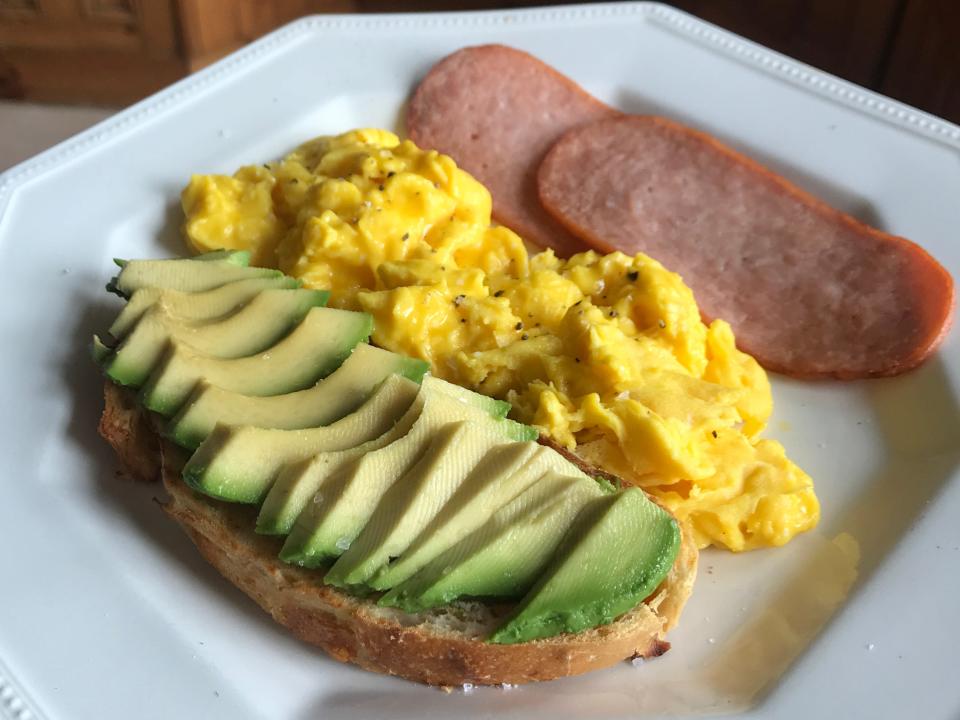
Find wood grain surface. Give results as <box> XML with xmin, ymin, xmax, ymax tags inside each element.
<box><xmin>0</xmin><ymin>0</ymin><xmax>956</xmax><ymax>124</ymax></box>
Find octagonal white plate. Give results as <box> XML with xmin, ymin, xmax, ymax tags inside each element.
<box><xmin>0</xmin><ymin>3</ymin><xmax>957</xmax><ymax>719</ymax></box>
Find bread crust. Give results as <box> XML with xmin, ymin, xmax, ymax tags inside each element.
<box><xmin>99</xmin><ymin>382</ymin><xmax>697</xmax><ymax>686</ymax></box>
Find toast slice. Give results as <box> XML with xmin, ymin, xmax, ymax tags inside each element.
<box><xmin>98</xmin><ymin>381</ymin><xmax>698</xmax><ymax>686</ymax></box>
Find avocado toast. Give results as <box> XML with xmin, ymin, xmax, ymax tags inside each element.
<box><xmin>94</xmin><ymin>254</ymin><xmax>698</xmax><ymax>686</ymax></box>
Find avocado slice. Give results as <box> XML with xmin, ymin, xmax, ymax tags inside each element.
<box><xmin>138</xmin><ymin>306</ymin><xmax>373</xmax><ymax>416</ymax></box>
<box><xmin>109</xmin><ymin>252</ymin><xmax>284</xmax><ymax>297</ymax></box>
<box><xmin>166</xmin><ymin>343</ymin><xmax>429</xmax><ymax>450</ymax></box>
<box><xmin>91</xmin><ymin>335</ymin><xmax>112</xmax><ymax>364</ymax></box>
<box><xmin>371</xmin><ymin>442</ymin><xmax>594</xmax><ymax>590</ymax></box>
<box><xmin>323</xmin><ymin>420</ymin><xmax>514</xmax><ymax>588</ymax></box>
<box><xmin>108</xmin><ymin>276</ymin><xmax>302</xmax><ymax>340</ymax></box>
<box><xmin>489</xmin><ymin>488</ymin><xmax>681</xmax><ymax>645</ymax></box>
<box><xmin>433</xmin><ymin>383</ymin><xmax>510</xmax><ymax>420</ymax></box>
<box><xmin>111</xmin><ymin>249</ymin><xmax>248</xmax><ymax>271</ymax></box>
<box><xmin>181</xmin><ymin>374</ymin><xmax>420</xmax><ymax>503</ymax></box>
<box><xmin>256</xmin><ymin>390</ymin><xmax>427</xmax><ymax>535</ymax></box>
<box><xmin>184</xmin><ymin>249</ymin><xmax>249</xmax><ymax>263</ymax></box>
<box><xmin>257</xmin><ymin>376</ymin><xmax>532</xmax><ymax>537</ymax></box>
<box><xmin>379</xmin><ymin>472</ymin><xmax>602</xmax><ymax>612</ymax></box>
<box><xmin>101</xmin><ymin>288</ymin><xmax>329</xmax><ymax>388</ymax></box>
<box><xmin>278</xmin><ymin>385</ymin><xmax>530</xmax><ymax>567</ymax></box>
<box><xmin>421</xmin><ymin>377</ymin><xmax>533</xmax><ymax>442</ymax></box>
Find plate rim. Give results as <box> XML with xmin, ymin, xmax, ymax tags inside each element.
<box><xmin>1</xmin><ymin>3</ymin><xmax>957</xmax><ymax>718</ymax></box>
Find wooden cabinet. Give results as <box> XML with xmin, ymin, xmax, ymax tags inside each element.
<box><xmin>665</xmin><ymin>0</ymin><xmax>904</xmax><ymax>88</ymax></box>
<box><xmin>0</xmin><ymin>0</ymin><xmax>354</xmax><ymax>104</ymax></box>
<box><xmin>1</xmin><ymin>0</ymin><xmax>957</xmax><ymax>124</ymax></box>
<box><xmin>666</xmin><ymin>0</ymin><xmax>960</xmax><ymax>124</ymax></box>
<box><xmin>880</xmin><ymin>0</ymin><xmax>960</xmax><ymax>124</ymax></box>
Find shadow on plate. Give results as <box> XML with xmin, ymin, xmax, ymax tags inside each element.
<box><xmin>301</xmin><ymin>533</ymin><xmax>860</xmax><ymax>719</ymax></box>
<box><xmin>393</xmin><ymin>99</ymin><xmax>411</xmax><ymax>139</ymax></box>
<box><xmin>740</xmin><ymin>356</ymin><xmax>960</xmax><ymax>713</ymax></box>
<box><xmin>821</xmin><ymin>355</ymin><xmax>960</xmax><ymax>584</ymax></box>
<box><xmin>613</xmin><ymin>89</ymin><xmax>885</xmax><ymax>230</ymax></box>
<box><xmin>155</xmin><ymin>198</ymin><xmax>188</xmax><ymax>256</ymax></box>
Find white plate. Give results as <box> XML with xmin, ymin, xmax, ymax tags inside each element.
<box><xmin>1</xmin><ymin>3</ymin><xmax>957</xmax><ymax>719</ymax></box>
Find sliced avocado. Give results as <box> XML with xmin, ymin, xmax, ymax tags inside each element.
<box><xmin>185</xmin><ymin>249</ymin><xmax>250</xmax><ymax>263</ymax></box>
<box><xmin>422</xmin><ymin>377</ymin><xmax>533</xmax><ymax>441</ymax></box>
<box><xmin>181</xmin><ymin>374</ymin><xmax>420</xmax><ymax>503</ymax></box>
<box><xmin>108</xmin><ymin>252</ymin><xmax>280</xmax><ymax>298</ymax></box>
<box><xmin>278</xmin><ymin>386</ymin><xmax>522</xmax><ymax>567</ymax></box>
<box><xmin>91</xmin><ymin>335</ymin><xmax>112</xmax><ymax>364</ymax></box>
<box><xmin>108</xmin><ymin>276</ymin><xmax>302</xmax><ymax>340</ymax></box>
<box><xmin>167</xmin><ymin>343</ymin><xmax>429</xmax><ymax>450</ymax></box>
<box><xmin>257</xmin><ymin>376</ymin><xmax>528</xmax><ymax>537</ymax></box>
<box><xmin>372</xmin><ymin>442</ymin><xmax>591</xmax><ymax>590</ymax></box>
<box><xmin>101</xmin><ymin>289</ymin><xmax>329</xmax><ymax>388</ymax></box>
<box><xmin>483</xmin><ymin>416</ymin><xmax>535</xmax><ymax>443</ymax></box>
<box><xmin>111</xmin><ymin>249</ymin><xmax>248</xmax><ymax>271</ymax></box>
<box><xmin>489</xmin><ymin>488</ymin><xmax>681</xmax><ymax>645</ymax></box>
<box><xmin>380</xmin><ymin>472</ymin><xmax>602</xmax><ymax>612</ymax></box>
<box><xmin>433</xmin><ymin>381</ymin><xmax>510</xmax><ymax>419</ymax></box>
<box><xmin>324</xmin><ymin>420</ymin><xmax>513</xmax><ymax>588</ymax></box>
<box><xmin>138</xmin><ymin>306</ymin><xmax>373</xmax><ymax>416</ymax></box>
<box><xmin>256</xmin><ymin>390</ymin><xmax>427</xmax><ymax>535</ymax></box>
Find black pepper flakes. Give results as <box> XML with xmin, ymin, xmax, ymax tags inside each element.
<box><xmin>515</xmin><ymin>322</ymin><xmax>523</xmax><ymax>331</ymax></box>
<box><xmin>627</xmin><ymin>271</ymin><xmax>639</xmax><ymax>282</ymax></box>
<box><xmin>290</xmin><ymin>178</ymin><xmax>299</xmax><ymax>184</ymax></box>
<box><xmin>378</xmin><ymin>185</ymin><xmax>385</xmax><ymax>191</ymax></box>
<box><xmin>575</xmin><ymin>357</ymin><xmax>581</xmax><ymax>363</ymax></box>
<box><xmin>460</xmin><ymin>318</ymin><xmax>466</xmax><ymax>323</ymax></box>
<box><xmin>387</xmin><ymin>171</ymin><xmax>396</xmax><ymax>177</ymax></box>
<box><xmin>453</xmin><ymin>294</ymin><xmax>465</xmax><ymax>306</ymax></box>
<box><xmin>609</xmin><ymin>310</ymin><xmax>618</xmax><ymax>318</ymax></box>
<box><xmin>521</xmin><ymin>334</ymin><xmax>529</xmax><ymax>341</ymax></box>
<box><xmin>262</xmin><ymin>163</ymin><xmax>270</xmax><ymax>170</ymax></box>
<box><xmin>493</xmin><ymin>290</ymin><xmax>504</xmax><ymax>297</ymax></box>
<box><xmin>711</xmin><ymin>430</ymin><xmax>718</xmax><ymax>439</ymax></box>
<box><xmin>573</xmin><ymin>300</ymin><xmax>582</xmax><ymax>306</ymax></box>
<box><xmin>401</xmin><ymin>233</ymin><xmax>409</xmax><ymax>241</ymax></box>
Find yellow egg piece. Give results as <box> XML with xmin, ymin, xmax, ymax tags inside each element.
<box><xmin>181</xmin><ymin>128</ymin><xmax>820</xmax><ymax>553</ymax></box>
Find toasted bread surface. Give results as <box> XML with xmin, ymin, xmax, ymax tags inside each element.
<box><xmin>99</xmin><ymin>382</ymin><xmax>697</xmax><ymax>686</ymax></box>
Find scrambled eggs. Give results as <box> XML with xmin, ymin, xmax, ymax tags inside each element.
<box><xmin>181</xmin><ymin>129</ymin><xmax>820</xmax><ymax>552</ymax></box>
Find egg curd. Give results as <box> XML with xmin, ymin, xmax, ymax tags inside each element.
<box><xmin>181</xmin><ymin>129</ymin><xmax>819</xmax><ymax>552</ymax></box>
